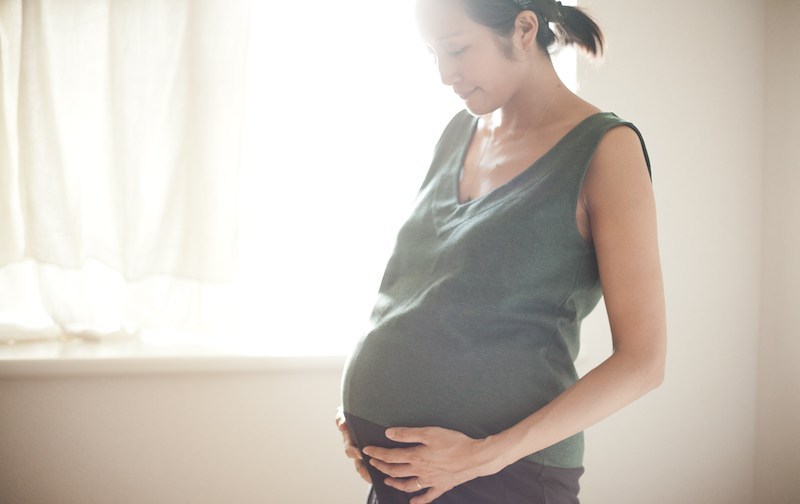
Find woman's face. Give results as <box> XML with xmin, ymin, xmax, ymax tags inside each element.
<box><xmin>417</xmin><ymin>0</ymin><xmax>529</xmax><ymax>115</ymax></box>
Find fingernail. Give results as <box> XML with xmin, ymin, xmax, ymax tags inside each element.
<box><xmin>385</xmin><ymin>428</ymin><xmax>395</xmax><ymax>438</ymax></box>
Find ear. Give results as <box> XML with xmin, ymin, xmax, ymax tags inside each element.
<box><xmin>513</xmin><ymin>10</ymin><xmax>540</xmax><ymax>53</ymax></box>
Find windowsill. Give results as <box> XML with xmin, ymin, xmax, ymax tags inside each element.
<box><xmin>0</xmin><ymin>340</ymin><xmax>348</xmax><ymax>377</ymax></box>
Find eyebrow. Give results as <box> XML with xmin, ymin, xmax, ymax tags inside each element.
<box><xmin>434</xmin><ymin>30</ymin><xmax>464</xmax><ymax>43</ymax></box>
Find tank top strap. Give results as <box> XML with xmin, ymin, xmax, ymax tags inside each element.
<box><xmin>570</xmin><ymin>112</ymin><xmax>652</xmax><ymax>180</ymax></box>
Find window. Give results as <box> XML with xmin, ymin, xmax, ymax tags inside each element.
<box><xmin>234</xmin><ymin>1</ymin><xmax>578</xmax><ymax>355</ymax></box>
<box><xmin>0</xmin><ymin>0</ymin><xmax>577</xmax><ymax>357</ymax></box>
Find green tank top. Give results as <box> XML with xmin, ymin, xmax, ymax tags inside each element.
<box><xmin>342</xmin><ymin>110</ymin><xmax>651</xmax><ymax>468</ymax></box>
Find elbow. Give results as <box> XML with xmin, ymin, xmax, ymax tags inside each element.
<box><xmin>618</xmin><ymin>341</ymin><xmax>666</xmax><ymax>394</ymax></box>
<box><xmin>611</xmin><ymin>327</ymin><xmax>667</xmax><ymax>394</ymax></box>
<box><xmin>646</xmin><ymin>363</ymin><xmax>665</xmax><ymax>392</ymax></box>
<box><xmin>642</xmin><ymin>347</ymin><xmax>666</xmax><ymax>392</ymax></box>
<box><xmin>637</xmin><ymin>326</ymin><xmax>667</xmax><ymax>393</ymax></box>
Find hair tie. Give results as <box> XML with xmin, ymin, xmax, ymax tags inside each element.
<box><xmin>512</xmin><ymin>0</ymin><xmax>564</xmax><ymax>22</ymax></box>
<box><xmin>553</xmin><ymin>1</ymin><xmax>564</xmax><ymax>20</ymax></box>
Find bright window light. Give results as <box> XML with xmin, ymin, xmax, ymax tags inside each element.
<box><xmin>234</xmin><ymin>0</ymin><xmax>577</xmax><ymax>356</ymax></box>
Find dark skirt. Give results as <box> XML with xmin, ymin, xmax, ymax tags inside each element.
<box><xmin>345</xmin><ymin>413</ymin><xmax>583</xmax><ymax>504</ymax></box>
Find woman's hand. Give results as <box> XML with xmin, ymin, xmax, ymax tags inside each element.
<box><xmin>335</xmin><ymin>407</ymin><xmax>372</xmax><ymax>484</ymax></box>
<box><xmin>362</xmin><ymin>426</ymin><xmax>503</xmax><ymax>504</ymax></box>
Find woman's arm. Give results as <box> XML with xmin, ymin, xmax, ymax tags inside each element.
<box><xmin>485</xmin><ymin>124</ymin><xmax>666</xmax><ymax>467</ymax></box>
<box><xmin>364</xmin><ymin>126</ymin><xmax>667</xmax><ymax>504</ymax></box>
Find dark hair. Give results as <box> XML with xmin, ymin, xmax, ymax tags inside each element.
<box><xmin>455</xmin><ymin>0</ymin><xmax>604</xmax><ymax>58</ymax></box>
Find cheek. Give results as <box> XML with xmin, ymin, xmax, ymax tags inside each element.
<box><xmin>469</xmin><ymin>48</ymin><xmax>518</xmax><ymax>90</ymax></box>
<box><xmin>478</xmin><ymin>59</ymin><xmax>520</xmax><ymax>98</ymax></box>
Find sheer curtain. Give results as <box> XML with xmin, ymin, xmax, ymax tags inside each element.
<box><xmin>0</xmin><ymin>0</ymin><xmax>575</xmax><ymax>354</ymax></box>
<box><xmin>0</xmin><ymin>0</ymin><xmax>250</xmax><ymax>345</ymax></box>
<box><xmin>0</xmin><ymin>0</ymin><xmax>452</xmax><ymax>354</ymax></box>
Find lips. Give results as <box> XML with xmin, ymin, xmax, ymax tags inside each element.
<box><xmin>455</xmin><ymin>88</ymin><xmax>475</xmax><ymax>100</ymax></box>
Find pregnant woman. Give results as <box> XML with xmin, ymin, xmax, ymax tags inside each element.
<box><xmin>337</xmin><ymin>0</ymin><xmax>666</xmax><ymax>503</ymax></box>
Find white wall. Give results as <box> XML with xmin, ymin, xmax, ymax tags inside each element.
<box><xmin>755</xmin><ymin>1</ymin><xmax>800</xmax><ymax>502</ymax></box>
<box><xmin>0</xmin><ymin>363</ymin><xmax>369</xmax><ymax>504</ymax></box>
<box><xmin>1</xmin><ymin>1</ymin><xmax>796</xmax><ymax>503</ymax></box>
<box><xmin>577</xmin><ymin>1</ymin><xmax>765</xmax><ymax>502</ymax></box>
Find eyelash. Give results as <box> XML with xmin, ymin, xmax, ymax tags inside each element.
<box><xmin>426</xmin><ymin>46</ymin><xmax>468</xmax><ymax>59</ymax></box>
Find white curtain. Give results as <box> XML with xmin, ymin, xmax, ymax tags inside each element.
<box><xmin>0</xmin><ymin>0</ymin><xmax>250</xmax><ymax>343</ymax></box>
<box><xmin>1</xmin><ymin>0</ymin><xmax>571</xmax><ymax>354</ymax></box>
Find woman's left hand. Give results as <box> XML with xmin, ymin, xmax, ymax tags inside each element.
<box><xmin>362</xmin><ymin>426</ymin><xmax>502</xmax><ymax>504</ymax></box>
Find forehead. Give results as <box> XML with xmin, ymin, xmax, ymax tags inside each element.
<box><xmin>416</xmin><ymin>0</ymin><xmax>482</xmax><ymax>43</ymax></box>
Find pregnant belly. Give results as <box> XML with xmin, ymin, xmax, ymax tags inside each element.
<box><xmin>341</xmin><ymin>332</ymin><xmax>552</xmax><ymax>440</ymax></box>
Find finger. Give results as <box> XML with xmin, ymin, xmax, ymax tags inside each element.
<box><xmin>336</xmin><ymin>422</ymin><xmax>358</xmax><ymax>447</ymax></box>
<box><xmin>339</xmin><ymin>427</ymin><xmax>355</xmax><ymax>446</ymax></box>
<box><xmin>383</xmin><ymin>476</ymin><xmax>426</xmax><ymax>493</ymax></box>
<box><xmin>345</xmin><ymin>444</ymin><xmax>363</xmax><ymax>461</ymax></box>
<box><xmin>362</xmin><ymin>445</ymin><xmax>418</xmax><ymax>464</ymax></box>
<box><xmin>355</xmin><ymin>460</ymin><xmax>372</xmax><ymax>483</ymax></box>
<box><xmin>338</xmin><ymin>428</ymin><xmax>360</xmax><ymax>456</ymax></box>
<box><xmin>337</xmin><ymin>424</ymin><xmax>364</xmax><ymax>461</ymax></box>
<box><xmin>368</xmin><ymin>458</ymin><xmax>415</xmax><ymax>478</ymax></box>
<box><xmin>385</xmin><ymin>427</ymin><xmax>435</xmax><ymax>444</ymax></box>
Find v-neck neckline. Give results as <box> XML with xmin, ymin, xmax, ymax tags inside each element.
<box><xmin>452</xmin><ymin>112</ymin><xmax>607</xmax><ymax>208</ymax></box>
<box><xmin>429</xmin><ymin>111</ymin><xmax>615</xmax><ymax>237</ymax></box>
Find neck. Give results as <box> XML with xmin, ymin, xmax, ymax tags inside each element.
<box><xmin>489</xmin><ymin>58</ymin><xmax>566</xmax><ymax>134</ymax></box>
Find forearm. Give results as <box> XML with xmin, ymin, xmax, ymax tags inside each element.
<box><xmin>483</xmin><ymin>348</ymin><xmax>665</xmax><ymax>472</ymax></box>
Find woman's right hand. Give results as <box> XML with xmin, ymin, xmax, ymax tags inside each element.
<box><xmin>335</xmin><ymin>407</ymin><xmax>372</xmax><ymax>483</ymax></box>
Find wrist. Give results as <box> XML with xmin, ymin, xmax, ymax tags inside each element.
<box><xmin>473</xmin><ymin>431</ymin><xmax>518</xmax><ymax>478</ymax></box>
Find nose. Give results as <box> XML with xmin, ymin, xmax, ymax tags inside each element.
<box><xmin>436</xmin><ymin>55</ymin><xmax>460</xmax><ymax>87</ymax></box>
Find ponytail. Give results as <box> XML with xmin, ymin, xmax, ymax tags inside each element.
<box><xmin>451</xmin><ymin>0</ymin><xmax>604</xmax><ymax>58</ymax></box>
<box><xmin>546</xmin><ymin>2</ymin><xmax>604</xmax><ymax>57</ymax></box>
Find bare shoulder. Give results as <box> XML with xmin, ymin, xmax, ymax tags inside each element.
<box><xmin>583</xmin><ymin>124</ymin><xmax>651</xmax><ymax>209</ymax></box>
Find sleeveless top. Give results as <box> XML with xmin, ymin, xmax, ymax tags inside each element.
<box><xmin>342</xmin><ymin>110</ymin><xmax>651</xmax><ymax>468</ymax></box>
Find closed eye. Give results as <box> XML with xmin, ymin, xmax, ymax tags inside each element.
<box><xmin>424</xmin><ymin>44</ymin><xmax>468</xmax><ymax>61</ymax></box>
<box><xmin>447</xmin><ymin>46</ymin><xmax>468</xmax><ymax>57</ymax></box>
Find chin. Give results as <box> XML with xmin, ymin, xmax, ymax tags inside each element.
<box><xmin>464</xmin><ymin>103</ymin><xmax>496</xmax><ymax>117</ymax></box>
<box><xmin>463</xmin><ymin>98</ymin><xmax>500</xmax><ymax>117</ymax></box>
